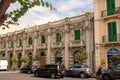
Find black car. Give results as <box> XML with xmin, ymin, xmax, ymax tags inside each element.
<box><xmin>20</xmin><ymin>65</ymin><xmax>37</xmax><ymax>74</ymax></box>
<box><xmin>34</xmin><ymin>64</ymin><xmax>66</xmax><ymax>79</ymax></box>
<box><xmin>102</xmin><ymin>64</ymin><xmax>120</xmax><ymax>80</ymax></box>
<box><xmin>66</xmin><ymin>65</ymin><xmax>93</xmax><ymax>78</ymax></box>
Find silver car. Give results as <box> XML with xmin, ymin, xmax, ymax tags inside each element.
<box><xmin>66</xmin><ymin>65</ymin><xmax>93</xmax><ymax>78</ymax></box>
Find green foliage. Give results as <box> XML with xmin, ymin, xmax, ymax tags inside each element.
<box><xmin>76</xmin><ymin>51</ymin><xmax>88</xmax><ymax>64</ymax></box>
<box><xmin>1</xmin><ymin>57</ymin><xmax>8</xmax><ymax>60</ymax></box>
<box><xmin>33</xmin><ymin>53</ymin><xmax>41</xmax><ymax>61</ymax></box>
<box><xmin>11</xmin><ymin>56</ymin><xmax>18</xmax><ymax>63</ymax></box>
<box><xmin>20</xmin><ymin>56</ymin><xmax>29</xmax><ymax>63</ymax></box>
<box><xmin>8</xmin><ymin>0</ymin><xmax>56</xmax><ymax>22</ymax></box>
<box><xmin>110</xmin><ymin>53</ymin><xmax>120</xmax><ymax>60</ymax></box>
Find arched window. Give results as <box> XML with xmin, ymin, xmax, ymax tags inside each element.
<box><xmin>19</xmin><ymin>39</ymin><xmax>22</xmax><ymax>46</ymax></box>
<box><xmin>74</xmin><ymin>29</ymin><xmax>80</xmax><ymax>40</ymax></box>
<box><xmin>28</xmin><ymin>37</ymin><xmax>32</xmax><ymax>45</ymax></box>
<box><xmin>11</xmin><ymin>41</ymin><xmax>14</xmax><ymax>48</ymax></box>
<box><xmin>41</xmin><ymin>35</ymin><xmax>45</xmax><ymax>43</ymax></box>
<box><xmin>56</xmin><ymin>33</ymin><xmax>61</xmax><ymax>42</ymax></box>
<box><xmin>4</xmin><ymin>41</ymin><xmax>6</xmax><ymax>48</ymax></box>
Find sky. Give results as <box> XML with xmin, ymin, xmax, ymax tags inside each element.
<box><xmin>7</xmin><ymin>0</ymin><xmax>94</xmax><ymax>27</ymax></box>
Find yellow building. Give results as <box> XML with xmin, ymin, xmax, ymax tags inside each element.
<box><xmin>94</xmin><ymin>0</ymin><xmax>120</xmax><ymax>70</ymax></box>
<box><xmin>0</xmin><ymin>13</ymin><xmax>94</xmax><ymax>70</ymax></box>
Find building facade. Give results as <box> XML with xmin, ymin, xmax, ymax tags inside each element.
<box><xmin>0</xmin><ymin>13</ymin><xmax>94</xmax><ymax>69</ymax></box>
<box><xmin>94</xmin><ymin>0</ymin><xmax>120</xmax><ymax>70</ymax></box>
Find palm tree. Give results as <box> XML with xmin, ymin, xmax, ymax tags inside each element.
<box><xmin>76</xmin><ymin>51</ymin><xmax>88</xmax><ymax>65</ymax></box>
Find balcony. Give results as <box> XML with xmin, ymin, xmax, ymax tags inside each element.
<box><xmin>15</xmin><ymin>45</ymin><xmax>22</xmax><ymax>50</ymax></box>
<box><xmin>7</xmin><ymin>47</ymin><xmax>14</xmax><ymax>51</ymax></box>
<box><xmin>69</xmin><ymin>40</ymin><xmax>85</xmax><ymax>47</ymax></box>
<box><xmin>25</xmin><ymin>45</ymin><xmax>33</xmax><ymax>50</ymax></box>
<box><xmin>0</xmin><ymin>47</ymin><xmax>6</xmax><ymax>51</ymax></box>
<box><xmin>52</xmin><ymin>42</ymin><xmax>63</xmax><ymax>48</ymax></box>
<box><xmin>101</xmin><ymin>7</ymin><xmax>120</xmax><ymax>18</ymax></box>
<box><xmin>37</xmin><ymin>43</ymin><xmax>47</xmax><ymax>49</ymax></box>
<box><xmin>102</xmin><ymin>35</ymin><xmax>120</xmax><ymax>46</ymax></box>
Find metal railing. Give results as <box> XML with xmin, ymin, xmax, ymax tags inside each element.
<box><xmin>102</xmin><ymin>34</ymin><xmax>120</xmax><ymax>43</ymax></box>
<box><xmin>101</xmin><ymin>7</ymin><xmax>120</xmax><ymax>17</ymax></box>
<box><xmin>69</xmin><ymin>40</ymin><xmax>85</xmax><ymax>47</ymax></box>
<box><xmin>52</xmin><ymin>42</ymin><xmax>63</xmax><ymax>48</ymax></box>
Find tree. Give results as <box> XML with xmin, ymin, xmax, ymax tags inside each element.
<box><xmin>76</xmin><ymin>51</ymin><xmax>88</xmax><ymax>65</ymax></box>
<box><xmin>110</xmin><ymin>53</ymin><xmax>120</xmax><ymax>60</ymax></box>
<box><xmin>11</xmin><ymin>56</ymin><xmax>18</xmax><ymax>70</ymax></box>
<box><xmin>20</xmin><ymin>56</ymin><xmax>29</xmax><ymax>63</ymax></box>
<box><xmin>33</xmin><ymin>53</ymin><xmax>41</xmax><ymax>66</ymax></box>
<box><xmin>0</xmin><ymin>0</ymin><xmax>56</xmax><ymax>26</ymax></box>
<box><xmin>33</xmin><ymin>53</ymin><xmax>41</xmax><ymax>61</ymax></box>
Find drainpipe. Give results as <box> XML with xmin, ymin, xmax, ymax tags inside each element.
<box><xmin>92</xmin><ymin>17</ymin><xmax>95</xmax><ymax>73</ymax></box>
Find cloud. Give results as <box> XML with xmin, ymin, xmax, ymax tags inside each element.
<box><xmin>7</xmin><ymin>0</ymin><xmax>93</xmax><ymax>27</ymax></box>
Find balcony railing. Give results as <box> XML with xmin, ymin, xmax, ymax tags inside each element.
<box><xmin>52</xmin><ymin>42</ymin><xmax>63</xmax><ymax>48</ymax></box>
<box><xmin>69</xmin><ymin>40</ymin><xmax>85</xmax><ymax>47</ymax></box>
<box><xmin>102</xmin><ymin>35</ymin><xmax>120</xmax><ymax>44</ymax></box>
<box><xmin>0</xmin><ymin>47</ymin><xmax>6</xmax><ymax>51</ymax></box>
<box><xmin>25</xmin><ymin>45</ymin><xmax>33</xmax><ymax>50</ymax></box>
<box><xmin>37</xmin><ymin>43</ymin><xmax>47</xmax><ymax>49</ymax></box>
<box><xmin>101</xmin><ymin>7</ymin><xmax>120</xmax><ymax>17</ymax></box>
<box><xmin>15</xmin><ymin>45</ymin><xmax>22</xmax><ymax>50</ymax></box>
<box><xmin>7</xmin><ymin>47</ymin><xmax>14</xmax><ymax>51</ymax></box>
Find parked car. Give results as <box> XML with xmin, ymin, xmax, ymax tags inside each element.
<box><xmin>65</xmin><ymin>65</ymin><xmax>93</xmax><ymax>78</ymax></box>
<box><xmin>34</xmin><ymin>64</ymin><xmax>66</xmax><ymax>79</ymax></box>
<box><xmin>102</xmin><ymin>64</ymin><xmax>120</xmax><ymax>80</ymax></box>
<box><xmin>20</xmin><ymin>65</ymin><xmax>37</xmax><ymax>74</ymax></box>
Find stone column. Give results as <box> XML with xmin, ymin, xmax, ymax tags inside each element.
<box><xmin>33</xmin><ymin>30</ymin><xmax>38</xmax><ymax>56</ymax></box>
<box><xmin>64</xmin><ymin>18</ymin><xmax>70</xmax><ymax>69</ymax></box>
<box><xmin>46</xmin><ymin>22</ymin><xmax>52</xmax><ymax>64</ymax></box>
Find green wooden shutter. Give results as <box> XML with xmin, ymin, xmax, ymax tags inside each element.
<box><xmin>28</xmin><ymin>37</ymin><xmax>32</xmax><ymax>45</ymax></box>
<box><xmin>19</xmin><ymin>39</ymin><xmax>22</xmax><ymax>46</ymax></box>
<box><xmin>74</xmin><ymin>29</ymin><xmax>80</xmax><ymax>40</ymax></box>
<box><xmin>4</xmin><ymin>41</ymin><xmax>6</xmax><ymax>48</ymax></box>
<box><xmin>108</xmin><ymin>22</ymin><xmax>117</xmax><ymax>42</ymax></box>
<box><xmin>56</xmin><ymin>33</ymin><xmax>61</xmax><ymax>42</ymax></box>
<box><xmin>107</xmin><ymin>0</ymin><xmax>115</xmax><ymax>15</ymax></box>
<box><xmin>41</xmin><ymin>35</ymin><xmax>45</xmax><ymax>43</ymax></box>
<box><xmin>11</xmin><ymin>41</ymin><xmax>14</xmax><ymax>48</ymax></box>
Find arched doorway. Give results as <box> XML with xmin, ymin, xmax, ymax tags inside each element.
<box><xmin>9</xmin><ymin>53</ymin><xmax>13</xmax><ymax>69</ymax></box>
<box><xmin>73</xmin><ymin>51</ymin><xmax>79</xmax><ymax>64</ymax></box>
<box><xmin>40</xmin><ymin>52</ymin><xmax>46</xmax><ymax>66</ymax></box>
<box><xmin>2</xmin><ymin>53</ymin><xmax>5</xmax><ymax>57</ymax></box>
<box><xmin>55</xmin><ymin>51</ymin><xmax>62</xmax><ymax>64</ymax></box>
<box><xmin>28</xmin><ymin>53</ymin><xmax>32</xmax><ymax>65</ymax></box>
<box><xmin>17</xmin><ymin>53</ymin><xmax>22</xmax><ymax>69</ymax></box>
<box><xmin>107</xmin><ymin>48</ymin><xmax>120</xmax><ymax>69</ymax></box>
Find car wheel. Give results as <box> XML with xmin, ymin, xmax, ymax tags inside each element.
<box><xmin>80</xmin><ymin>73</ymin><xmax>86</xmax><ymax>78</ymax></box>
<box><xmin>60</xmin><ymin>75</ymin><xmax>64</xmax><ymax>78</ymax></box>
<box><xmin>28</xmin><ymin>71</ymin><xmax>31</xmax><ymax>74</ymax></box>
<box><xmin>34</xmin><ymin>72</ymin><xmax>39</xmax><ymax>77</ymax></box>
<box><xmin>103</xmin><ymin>75</ymin><xmax>111</xmax><ymax>80</ymax></box>
<box><xmin>51</xmin><ymin>73</ymin><xmax>56</xmax><ymax>79</ymax></box>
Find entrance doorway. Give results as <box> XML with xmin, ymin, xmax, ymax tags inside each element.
<box><xmin>55</xmin><ymin>51</ymin><xmax>62</xmax><ymax>64</ymax></box>
<box><xmin>17</xmin><ymin>53</ymin><xmax>22</xmax><ymax>69</ymax></box>
<box><xmin>40</xmin><ymin>52</ymin><xmax>46</xmax><ymax>66</ymax></box>
<box><xmin>28</xmin><ymin>53</ymin><xmax>32</xmax><ymax>65</ymax></box>
<box><xmin>9</xmin><ymin>53</ymin><xmax>13</xmax><ymax>69</ymax></box>
<box><xmin>107</xmin><ymin>48</ymin><xmax>120</xmax><ymax>69</ymax></box>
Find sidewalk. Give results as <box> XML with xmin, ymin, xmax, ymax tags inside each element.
<box><xmin>0</xmin><ymin>70</ymin><xmax>20</xmax><ymax>73</ymax></box>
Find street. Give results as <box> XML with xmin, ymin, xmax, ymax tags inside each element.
<box><xmin>0</xmin><ymin>71</ymin><xmax>96</xmax><ymax>80</ymax></box>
